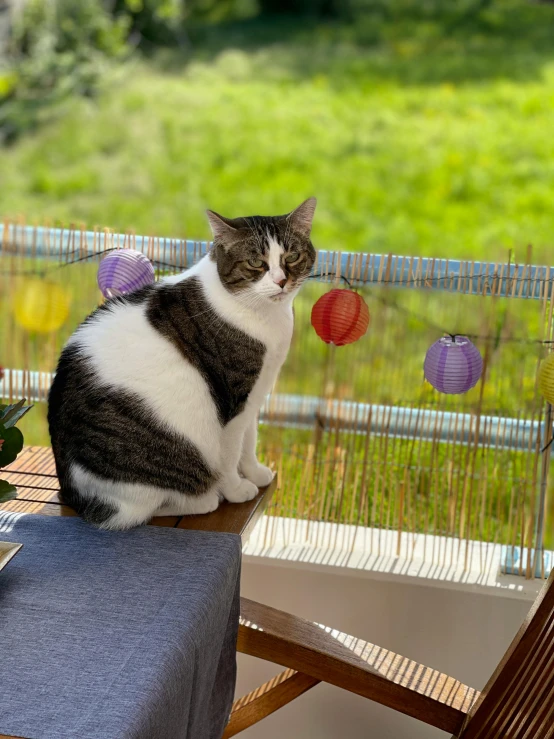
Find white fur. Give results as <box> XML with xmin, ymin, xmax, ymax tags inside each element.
<box><xmin>68</xmin><ymin>255</ymin><xmax>295</xmax><ymax>528</ymax></box>
<box><xmin>267</xmin><ymin>235</ymin><xmax>286</xmax><ymax>286</ymax></box>
<box><xmin>68</xmin><ymin>298</ymin><xmax>220</xmax><ymax>470</ymax></box>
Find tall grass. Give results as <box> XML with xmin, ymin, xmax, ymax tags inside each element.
<box><xmin>2</xmin><ymin>2</ymin><xmax>554</xmax><ymax>261</ymax></box>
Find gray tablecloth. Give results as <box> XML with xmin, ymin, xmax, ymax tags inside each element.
<box><xmin>0</xmin><ymin>512</ymin><xmax>241</xmax><ymax>739</ymax></box>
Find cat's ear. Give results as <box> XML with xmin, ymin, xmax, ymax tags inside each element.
<box><xmin>287</xmin><ymin>197</ymin><xmax>317</xmax><ymax>237</ymax></box>
<box><xmin>206</xmin><ymin>210</ymin><xmax>238</xmax><ymax>246</ymax></box>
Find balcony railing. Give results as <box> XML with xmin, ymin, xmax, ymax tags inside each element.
<box><xmin>1</xmin><ymin>223</ymin><xmax>552</xmax><ymax>578</ymax></box>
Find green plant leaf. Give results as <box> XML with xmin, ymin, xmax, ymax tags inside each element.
<box><xmin>2</xmin><ymin>405</ymin><xmax>33</xmax><ymax>429</ymax></box>
<box><xmin>0</xmin><ymin>427</ymin><xmax>24</xmax><ymax>467</ymax></box>
<box><xmin>0</xmin><ymin>399</ymin><xmax>33</xmax><ymax>428</ymax></box>
<box><xmin>0</xmin><ymin>479</ymin><xmax>17</xmax><ymax>504</ymax></box>
<box><xmin>0</xmin><ymin>399</ymin><xmax>26</xmax><ymax>420</ymax></box>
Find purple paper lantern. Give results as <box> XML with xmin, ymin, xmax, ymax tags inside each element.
<box><xmin>424</xmin><ymin>336</ymin><xmax>483</xmax><ymax>395</ymax></box>
<box><xmin>97</xmin><ymin>249</ymin><xmax>155</xmax><ymax>299</ymax></box>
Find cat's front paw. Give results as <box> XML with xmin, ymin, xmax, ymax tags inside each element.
<box><xmin>223</xmin><ymin>477</ymin><xmax>259</xmax><ymax>504</ymax></box>
<box><xmin>240</xmin><ymin>461</ymin><xmax>275</xmax><ymax>488</ymax></box>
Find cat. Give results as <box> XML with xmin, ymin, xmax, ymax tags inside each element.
<box><xmin>47</xmin><ymin>198</ymin><xmax>317</xmax><ymax>530</ymax></box>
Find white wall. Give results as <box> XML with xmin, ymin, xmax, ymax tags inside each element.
<box><xmin>237</xmin><ymin>559</ymin><xmax>533</xmax><ymax>739</ymax></box>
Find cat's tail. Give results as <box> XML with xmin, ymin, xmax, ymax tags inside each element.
<box><xmin>58</xmin><ymin>479</ymin><xmax>119</xmax><ymax>528</ymax></box>
<box><xmin>57</xmin><ymin>457</ymin><xmax>163</xmax><ymax>530</ymax></box>
<box><xmin>53</xmin><ymin>448</ymin><xmax>118</xmax><ymax>528</ymax></box>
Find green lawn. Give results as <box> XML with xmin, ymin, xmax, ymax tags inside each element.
<box><xmin>1</xmin><ymin>1</ymin><xmax>554</xmax><ymax>264</ymax></box>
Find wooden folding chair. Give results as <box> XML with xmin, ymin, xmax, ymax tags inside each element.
<box><xmin>226</xmin><ymin>569</ymin><xmax>554</xmax><ymax>738</ymax></box>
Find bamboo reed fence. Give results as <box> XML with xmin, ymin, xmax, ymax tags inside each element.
<box><xmin>1</xmin><ymin>222</ymin><xmax>553</xmax><ymax>578</ymax></box>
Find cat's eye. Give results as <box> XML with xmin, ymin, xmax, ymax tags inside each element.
<box><xmin>285</xmin><ymin>252</ymin><xmax>300</xmax><ymax>264</ymax></box>
<box><xmin>248</xmin><ymin>258</ymin><xmax>264</xmax><ymax>268</ymax></box>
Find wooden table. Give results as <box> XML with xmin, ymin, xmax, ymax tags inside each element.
<box><xmin>0</xmin><ymin>446</ymin><xmax>276</xmax><ymax>739</ymax></box>
<box><xmin>0</xmin><ymin>446</ymin><xmax>276</xmax><ymax>541</ymax></box>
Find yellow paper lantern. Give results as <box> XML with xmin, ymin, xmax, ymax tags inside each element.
<box><xmin>12</xmin><ymin>279</ymin><xmax>70</xmax><ymax>334</ymax></box>
<box><xmin>538</xmin><ymin>353</ymin><xmax>554</xmax><ymax>405</ymax></box>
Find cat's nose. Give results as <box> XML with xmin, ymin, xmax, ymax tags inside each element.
<box><xmin>276</xmin><ymin>278</ymin><xmax>287</xmax><ymax>289</ymax></box>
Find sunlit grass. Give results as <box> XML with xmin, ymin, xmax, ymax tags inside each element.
<box><xmin>2</xmin><ymin>2</ymin><xmax>554</xmax><ymax>262</ymax></box>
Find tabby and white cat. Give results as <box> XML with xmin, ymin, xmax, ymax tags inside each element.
<box><xmin>47</xmin><ymin>198</ymin><xmax>317</xmax><ymax>530</ymax></box>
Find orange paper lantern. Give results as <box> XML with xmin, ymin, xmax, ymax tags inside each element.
<box><xmin>311</xmin><ymin>289</ymin><xmax>370</xmax><ymax>346</ymax></box>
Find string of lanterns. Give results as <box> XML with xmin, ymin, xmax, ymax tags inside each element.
<box><xmin>6</xmin><ymin>248</ymin><xmax>554</xmax><ymax>404</ymax></box>
<box><xmin>311</xmin><ymin>286</ymin><xmax>554</xmax><ymax>400</ymax></box>
<box><xmin>9</xmin><ymin>248</ymin><xmax>156</xmax><ymax>335</ymax></box>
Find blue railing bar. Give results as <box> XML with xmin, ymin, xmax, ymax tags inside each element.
<box><xmin>1</xmin><ymin>370</ymin><xmax>542</xmax><ymax>452</ymax></box>
<box><xmin>260</xmin><ymin>393</ymin><xmax>541</xmax><ymax>451</ymax></box>
<box><xmin>0</xmin><ymin>224</ymin><xmax>209</xmax><ymax>270</ymax></box>
<box><xmin>1</xmin><ymin>224</ymin><xmax>553</xmax><ymax>300</ymax></box>
<box><xmin>501</xmin><ymin>546</ymin><xmax>552</xmax><ymax>578</ymax></box>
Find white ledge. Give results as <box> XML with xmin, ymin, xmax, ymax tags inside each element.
<box><xmin>243</xmin><ymin>516</ymin><xmax>548</xmax><ymax>602</ymax></box>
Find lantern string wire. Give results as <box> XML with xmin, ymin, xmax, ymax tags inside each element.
<box><xmin>309</xmin><ymin>273</ymin><xmax>554</xmax><ymax>347</ymax></box>
<box><xmin>2</xmin><ymin>252</ymin><xmax>554</xmax><ymax>346</ymax></box>
<box><xmin>372</xmin><ymin>292</ymin><xmax>554</xmax><ymax>346</ymax></box>
<box><xmin>1</xmin><ymin>247</ymin><xmax>186</xmax><ymax>277</ymax></box>
<box><xmin>3</xmin><ymin>244</ymin><xmax>554</xmax><ymax>287</ymax></box>
<box><xmin>541</xmin><ymin>437</ymin><xmax>554</xmax><ymax>454</ymax></box>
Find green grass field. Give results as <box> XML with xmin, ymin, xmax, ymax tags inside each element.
<box><xmin>1</xmin><ymin>1</ymin><xmax>554</xmax><ymax>263</ymax></box>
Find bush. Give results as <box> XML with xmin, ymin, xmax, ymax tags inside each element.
<box><xmin>112</xmin><ymin>0</ymin><xmax>255</xmax><ymax>46</ymax></box>
<box><xmin>111</xmin><ymin>0</ymin><xmax>185</xmax><ymax>47</ymax></box>
<box><xmin>0</xmin><ymin>0</ymin><xmax>257</xmax><ymax>141</ymax></box>
<box><xmin>0</xmin><ymin>0</ymin><xmax>131</xmax><ymax>142</ymax></box>
<box><xmin>257</xmin><ymin>0</ymin><xmax>338</xmax><ymax>16</ymax></box>
<box><xmin>256</xmin><ymin>0</ymin><xmax>495</xmax><ymax>23</ymax></box>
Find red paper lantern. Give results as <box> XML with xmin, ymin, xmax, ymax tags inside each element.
<box><xmin>311</xmin><ymin>289</ymin><xmax>370</xmax><ymax>346</ymax></box>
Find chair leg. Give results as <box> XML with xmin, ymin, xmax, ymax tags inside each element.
<box><xmin>223</xmin><ymin>668</ymin><xmax>320</xmax><ymax>737</ymax></box>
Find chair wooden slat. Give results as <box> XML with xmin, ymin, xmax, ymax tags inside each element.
<box><xmin>238</xmin><ymin>597</ymin><xmax>478</xmax><ymax>735</ymax></box>
<box><xmin>459</xmin><ymin>569</ymin><xmax>554</xmax><ymax>738</ymax></box>
<box><xmin>223</xmin><ymin>669</ymin><xmax>320</xmax><ymax>738</ymax></box>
